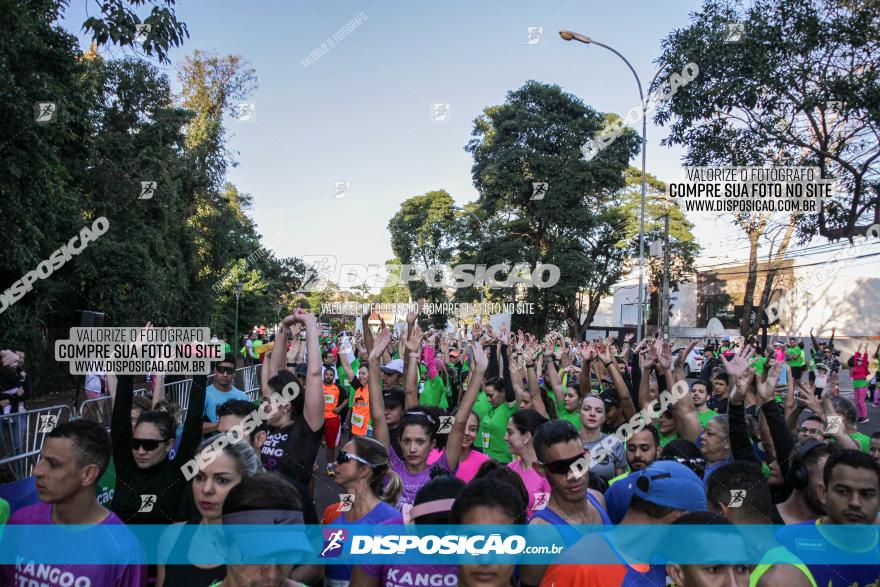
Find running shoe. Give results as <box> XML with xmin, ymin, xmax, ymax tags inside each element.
<box><xmin>858</xmin><ymin>417</ymin><xmax>870</xmax><ymax>424</ymax></box>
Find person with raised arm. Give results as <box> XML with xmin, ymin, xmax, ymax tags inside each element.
<box><xmin>110</xmin><ymin>337</ymin><xmax>207</xmax><ymax>524</ymax></box>
<box><xmin>258</xmin><ymin>309</ymin><xmax>324</xmax><ymax>488</ymax></box>
<box><xmin>368</xmin><ymin>327</ymin><xmax>477</xmax><ymax>517</ymax></box>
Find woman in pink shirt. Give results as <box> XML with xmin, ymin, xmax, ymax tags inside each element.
<box><xmin>505</xmin><ymin>409</ymin><xmax>551</xmax><ymax>517</ymax></box>
<box><xmin>850</xmin><ymin>343</ymin><xmax>871</xmax><ymax>422</ymax></box>
<box><xmin>426</xmin><ymin>410</ymin><xmax>490</xmax><ymax>482</ymax></box>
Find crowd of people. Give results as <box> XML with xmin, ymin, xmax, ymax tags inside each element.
<box><xmin>1</xmin><ymin>309</ymin><xmax>879</xmax><ymax>586</ymax></box>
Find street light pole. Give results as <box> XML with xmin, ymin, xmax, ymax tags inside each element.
<box><xmin>452</xmin><ymin>205</ymin><xmax>486</xmax><ymax>312</ymax></box>
<box><xmin>233</xmin><ymin>283</ymin><xmax>243</xmax><ymax>361</ymax></box>
<box><xmin>560</xmin><ymin>30</ymin><xmax>647</xmax><ymax>341</ymax></box>
<box><xmin>559</xmin><ymin>31</ymin><xmax>674</xmax><ymax>342</ymax></box>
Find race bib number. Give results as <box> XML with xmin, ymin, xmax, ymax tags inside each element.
<box><xmin>482</xmin><ymin>432</ymin><xmax>490</xmax><ymax>447</ymax></box>
<box><xmin>402</xmin><ymin>502</ymin><xmax>414</xmax><ymax>523</ymax></box>
<box><xmin>816</xmin><ymin>372</ymin><xmax>828</xmax><ymax>388</ymax></box>
<box><xmin>352</xmin><ymin>412</ymin><xmax>365</xmax><ymax>428</ymax></box>
<box><xmin>324</xmin><ymin>393</ymin><xmax>335</xmax><ymax>405</ymax></box>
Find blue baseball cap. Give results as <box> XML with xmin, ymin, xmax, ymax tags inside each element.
<box><xmin>632</xmin><ymin>460</ymin><xmax>707</xmax><ymax>512</ymax></box>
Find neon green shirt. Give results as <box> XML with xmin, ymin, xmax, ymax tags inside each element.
<box><xmin>697</xmin><ymin>409</ymin><xmax>718</xmax><ymax>429</ymax></box>
<box><xmin>474</xmin><ymin>391</ymin><xmax>518</xmax><ymax>463</ymax></box>
<box><xmin>786</xmin><ymin>346</ymin><xmax>805</xmax><ymax>368</ymax></box>
<box><xmin>559</xmin><ymin>407</ymin><xmax>582</xmax><ymax>431</ymax></box>
<box><xmin>851</xmin><ymin>431</ymin><xmax>871</xmax><ymax>453</ymax></box>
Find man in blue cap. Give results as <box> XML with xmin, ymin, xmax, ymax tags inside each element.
<box><xmin>540</xmin><ymin>460</ymin><xmax>707</xmax><ymax>586</ymax></box>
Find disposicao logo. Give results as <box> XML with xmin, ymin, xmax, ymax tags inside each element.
<box><xmin>321</xmin><ymin>528</ymin><xmax>348</xmax><ymax>558</ymax></box>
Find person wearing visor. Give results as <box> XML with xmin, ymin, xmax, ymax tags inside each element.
<box><xmin>157</xmin><ymin>438</ymin><xmax>262</xmax><ymax>586</ymax></box>
<box><xmin>210</xmin><ymin>473</ymin><xmax>310</xmax><ymax>587</ymax></box>
<box><xmin>322</xmin><ymin>436</ymin><xmax>402</xmax><ymax>585</ymax></box>
<box><xmin>367</xmin><ymin>327</ymin><xmax>482</xmax><ymax>515</ymax></box>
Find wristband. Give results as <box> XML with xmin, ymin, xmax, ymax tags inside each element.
<box><xmin>603</xmin><ymin>361</ymin><xmax>612</xmax><ymax>368</ymax></box>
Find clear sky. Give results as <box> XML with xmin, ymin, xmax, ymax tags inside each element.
<box><xmin>58</xmin><ymin>0</ymin><xmax>879</xmax><ymax>282</ymax></box>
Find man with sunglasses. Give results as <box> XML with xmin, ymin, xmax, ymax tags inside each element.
<box><xmin>203</xmin><ymin>354</ymin><xmax>249</xmax><ymax>435</ymax></box>
<box><xmin>540</xmin><ymin>460</ymin><xmax>707</xmax><ymax>587</ymax></box>
<box><xmin>520</xmin><ymin>420</ymin><xmax>610</xmax><ymax>587</ymax></box>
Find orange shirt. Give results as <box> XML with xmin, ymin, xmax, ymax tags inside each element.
<box><xmin>323</xmin><ymin>383</ymin><xmax>341</xmax><ymax>420</ymax></box>
<box><xmin>351</xmin><ymin>386</ymin><xmax>370</xmax><ymax>436</ymax></box>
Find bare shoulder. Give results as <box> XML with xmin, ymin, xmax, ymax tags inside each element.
<box><xmin>588</xmin><ymin>488</ymin><xmax>606</xmax><ymax>509</ymax></box>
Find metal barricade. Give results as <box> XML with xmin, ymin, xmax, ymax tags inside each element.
<box><xmin>78</xmin><ymin>396</ymin><xmax>113</xmax><ymax>429</ymax></box>
<box><xmin>235</xmin><ymin>365</ymin><xmax>262</xmax><ymax>401</ymax></box>
<box><xmin>163</xmin><ymin>379</ymin><xmax>193</xmax><ymax>421</ymax></box>
<box><xmin>78</xmin><ymin>388</ymin><xmax>148</xmax><ymax>430</ymax></box>
<box><xmin>0</xmin><ymin>405</ymin><xmax>75</xmax><ymax>481</ymax></box>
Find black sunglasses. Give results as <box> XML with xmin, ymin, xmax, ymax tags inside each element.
<box><xmin>129</xmin><ymin>438</ymin><xmax>169</xmax><ymax>451</ymax></box>
<box><xmin>215</xmin><ymin>366</ymin><xmax>235</xmax><ymax>374</ymax></box>
<box><xmin>336</xmin><ymin>451</ymin><xmax>371</xmax><ymax>466</ymax></box>
<box><xmin>539</xmin><ymin>453</ymin><xmax>587</xmax><ymax>475</ymax></box>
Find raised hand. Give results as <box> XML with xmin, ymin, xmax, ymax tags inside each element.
<box><xmin>624</xmin><ymin>332</ymin><xmax>635</xmax><ymax>344</ymax></box>
<box><xmin>580</xmin><ymin>342</ymin><xmax>597</xmax><ymax>363</ymax></box>
<box><xmin>405</xmin><ymin>325</ymin><xmax>422</xmax><ymax>353</ymax></box>
<box><xmin>675</xmin><ymin>338</ymin><xmax>699</xmax><ymax>371</ymax></box>
<box><xmin>471</xmin><ymin>340</ymin><xmax>489</xmax><ymax>373</ymax></box>
<box><xmin>655</xmin><ymin>339</ymin><xmax>673</xmax><ymax>370</ymax></box>
<box><xmin>722</xmin><ymin>345</ymin><xmax>754</xmax><ymax>381</ymax></box>
<box><xmin>756</xmin><ymin>359</ymin><xmax>783</xmax><ymax>404</ymax></box>
<box><xmin>472</xmin><ymin>321</ymin><xmax>483</xmax><ymax>342</ymax></box>
<box><xmin>370</xmin><ymin>328</ymin><xmax>392</xmax><ymax>362</ymax></box>
<box><xmin>499</xmin><ymin>324</ymin><xmax>510</xmax><ymax>345</ymax></box>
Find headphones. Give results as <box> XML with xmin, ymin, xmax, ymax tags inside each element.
<box><xmin>786</xmin><ymin>439</ymin><xmax>828</xmax><ymax>490</ymax></box>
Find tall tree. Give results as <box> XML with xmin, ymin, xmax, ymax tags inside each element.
<box><xmin>465</xmin><ymin>81</ymin><xmax>640</xmax><ymax>335</ymax></box>
<box><xmin>387</xmin><ymin>189</ymin><xmax>458</xmax><ymax>328</ymax></box>
<box><xmin>654</xmin><ymin>0</ymin><xmax>880</xmax><ymax>241</ymax></box>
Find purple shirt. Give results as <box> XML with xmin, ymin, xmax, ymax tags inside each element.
<box><xmin>3</xmin><ymin>502</ymin><xmax>146</xmax><ymax>587</ymax></box>
<box><xmin>358</xmin><ymin>516</ymin><xmax>458</xmax><ymax>587</ymax></box>
<box><xmin>390</xmin><ymin>449</ymin><xmax>452</xmax><ymax>518</ymax></box>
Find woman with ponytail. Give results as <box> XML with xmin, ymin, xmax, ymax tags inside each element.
<box><xmin>322</xmin><ymin>435</ymin><xmax>402</xmax><ymax>585</ymax></box>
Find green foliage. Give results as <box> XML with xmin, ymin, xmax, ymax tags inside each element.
<box><xmin>388</xmin><ymin>190</ymin><xmax>458</xmax><ymax>328</ymax></box>
<box><xmin>464</xmin><ymin>81</ymin><xmax>641</xmax><ymax>334</ymax></box>
<box><xmin>654</xmin><ymin>0</ymin><xmax>880</xmax><ymax>241</ymax></box>
<box><xmin>0</xmin><ymin>1</ymin><xmax>301</xmax><ymax>393</ymax></box>
<box><xmin>79</xmin><ymin>0</ymin><xmax>190</xmax><ymax>64</ymax></box>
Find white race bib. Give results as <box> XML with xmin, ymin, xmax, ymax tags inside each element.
<box><xmin>324</xmin><ymin>393</ymin><xmax>335</xmax><ymax>405</ymax></box>
<box><xmin>352</xmin><ymin>412</ymin><xmax>365</xmax><ymax>428</ymax></box>
<box><xmin>482</xmin><ymin>432</ymin><xmax>490</xmax><ymax>447</ymax></box>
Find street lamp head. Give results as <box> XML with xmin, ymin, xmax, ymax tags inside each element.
<box><xmin>232</xmin><ymin>283</ymin><xmax>243</xmax><ymax>297</ymax></box>
<box><xmin>559</xmin><ymin>30</ymin><xmax>592</xmax><ymax>44</ymax></box>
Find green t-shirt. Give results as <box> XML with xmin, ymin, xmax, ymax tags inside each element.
<box><xmin>750</xmin><ymin>356</ymin><xmax>768</xmax><ymax>377</ymax></box>
<box><xmin>851</xmin><ymin>432</ymin><xmax>871</xmax><ymax>453</ymax></box>
<box><xmin>697</xmin><ymin>409</ymin><xmax>718</xmax><ymax>429</ymax></box>
<box><xmin>559</xmin><ymin>407</ymin><xmax>582</xmax><ymax>431</ymax></box>
<box><xmin>420</xmin><ymin>376</ymin><xmax>447</xmax><ymax>408</ymax></box>
<box><xmin>474</xmin><ymin>391</ymin><xmax>518</xmax><ymax>463</ymax></box>
<box><xmin>96</xmin><ymin>458</ymin><xmax>116</xmax><ymax>506</ymax></box>
<box><xmin>659</xmin><ymin>431</ymin><xmax>678</xmax><ymax>448</ymax></box>
<box><xmin>0</xmin><ymin>497</ymin><xmax>9</xmax><ymax>525</ymax></box>
<box><xmin>786</xmin><ymin>346</ymin><xmax>805</xmax><ymax>367</ymax></box>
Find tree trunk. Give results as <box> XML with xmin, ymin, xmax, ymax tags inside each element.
<box><xmin>739</xmin><ymin>233</ymin><xmax>761</xmax><ymax>336</ymax></box>
<box><xmin>755</xmin><ymin>215</ymin><xmax>796</xmax><ymax>336</ymax></box>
